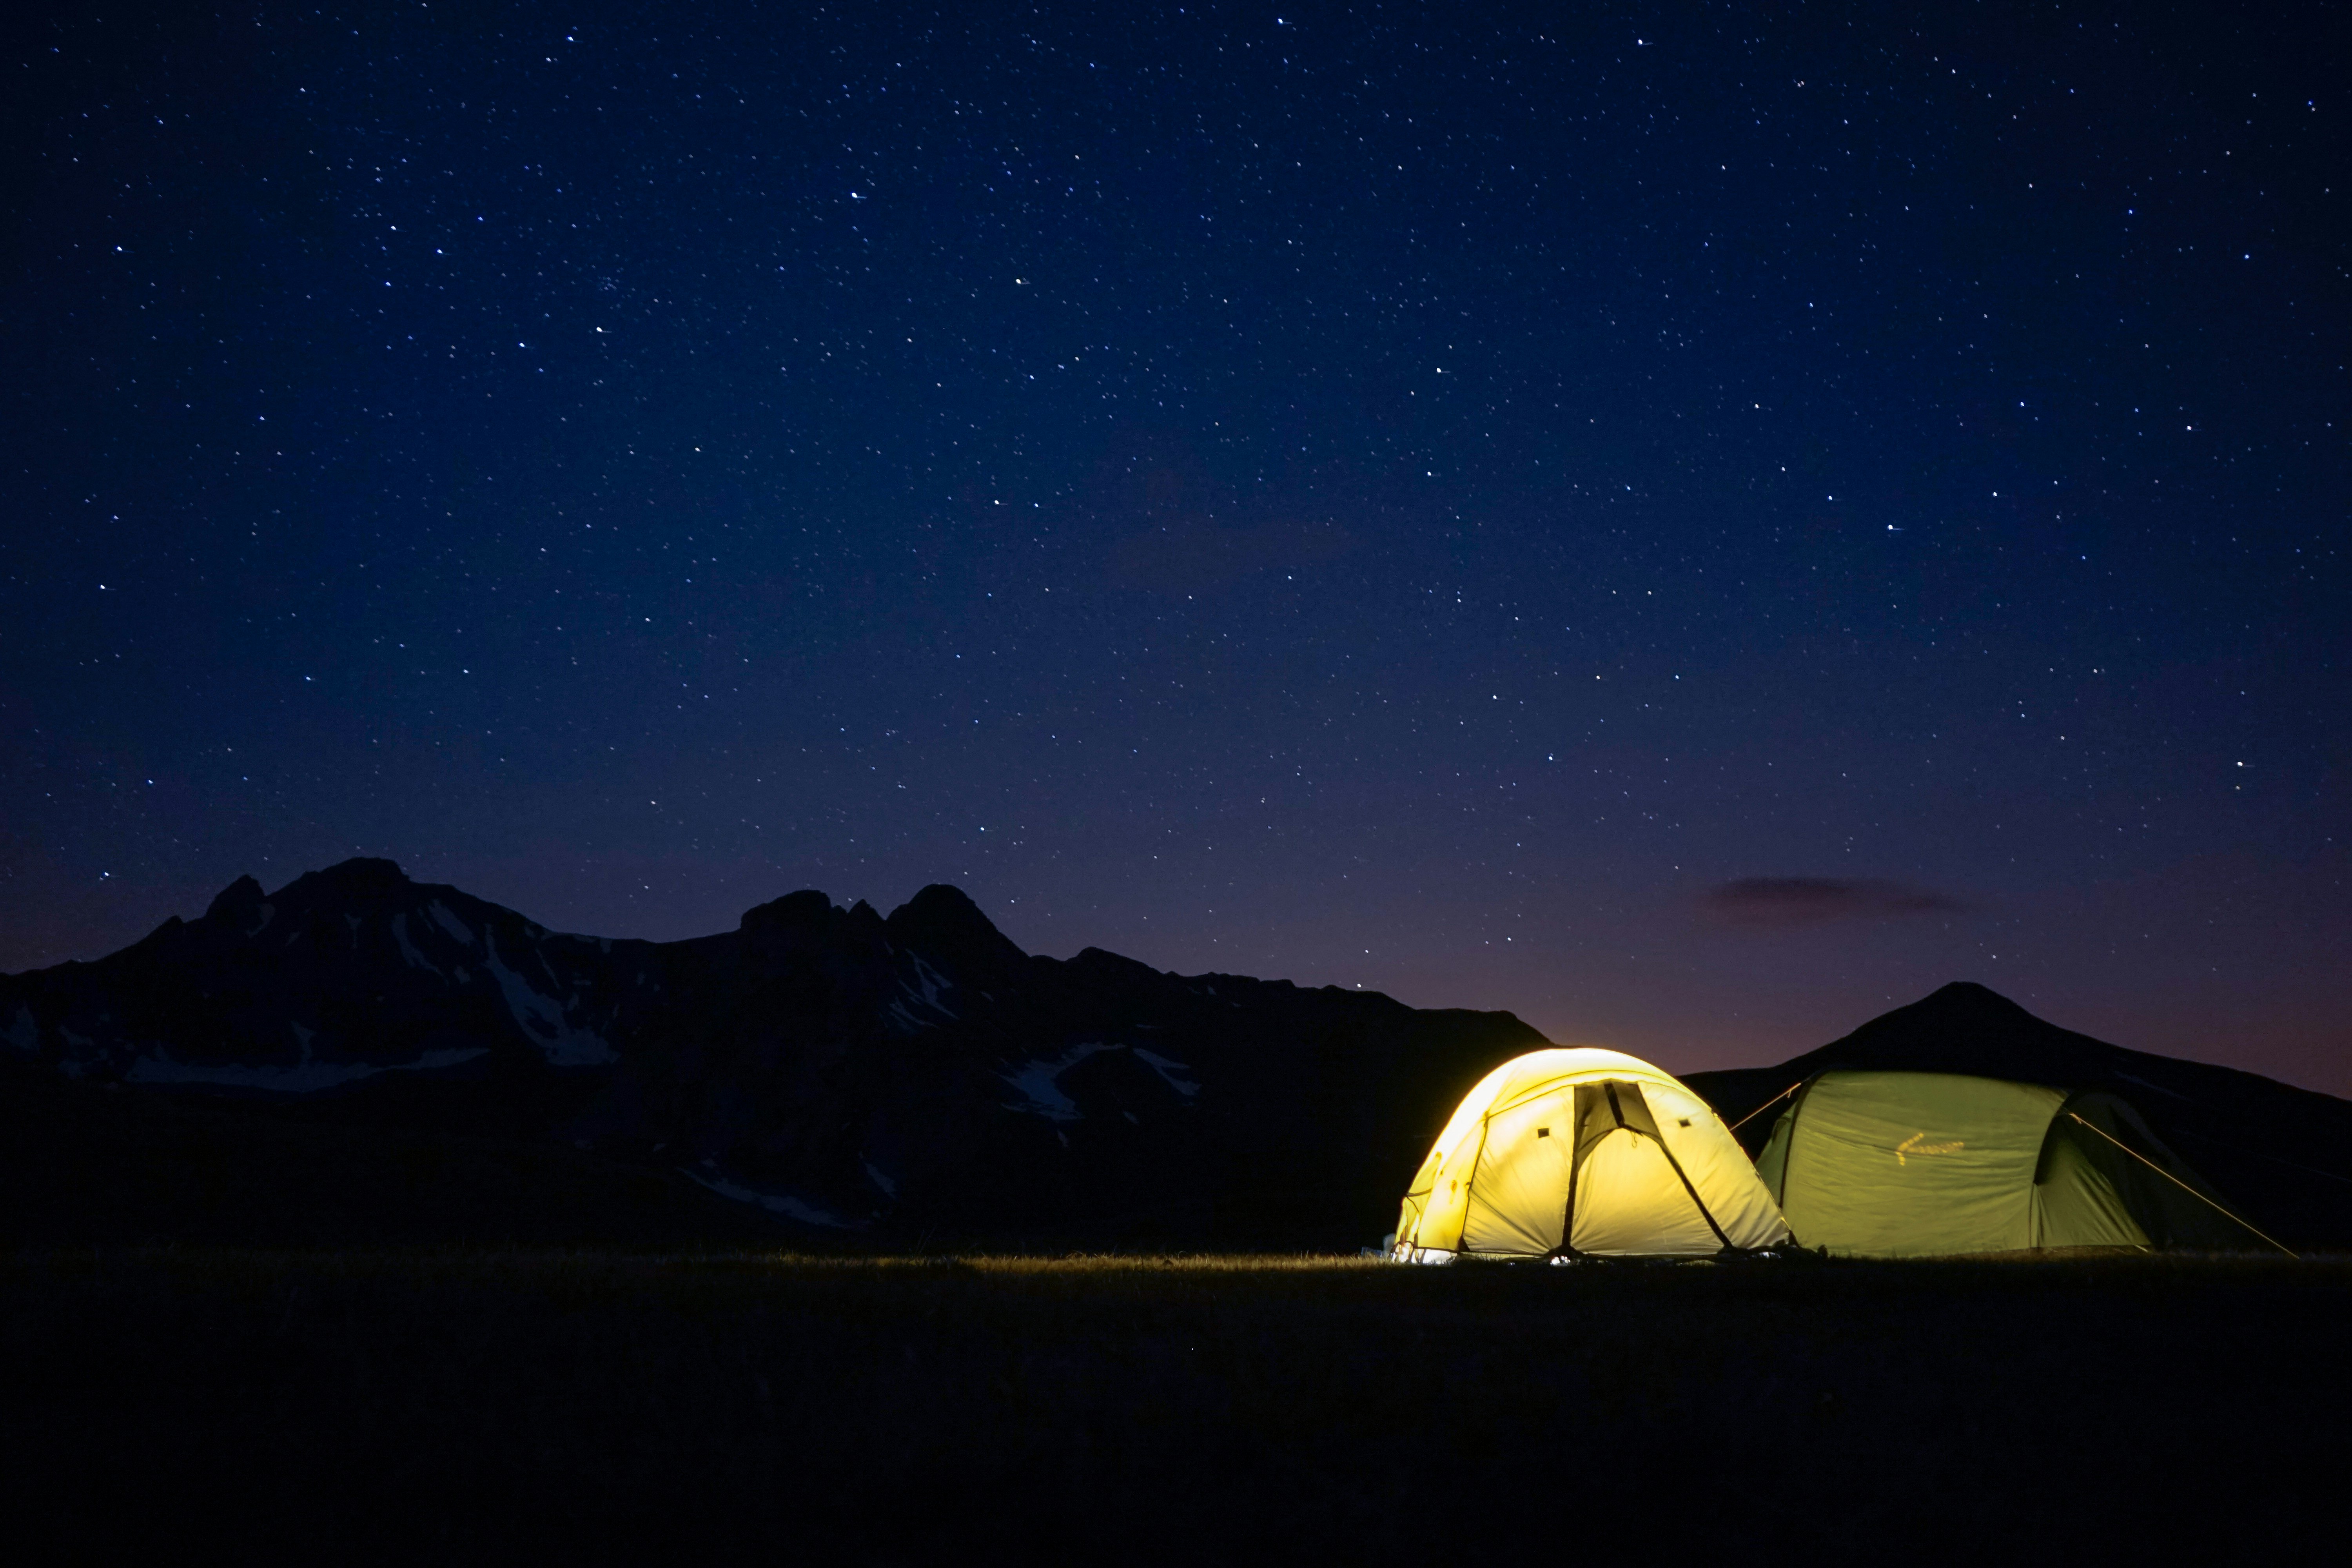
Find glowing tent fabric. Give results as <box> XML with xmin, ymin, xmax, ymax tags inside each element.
<box><xmin>1392</xmin><ymin>1048</ymin><xmax>1793</xmax><ymax>1259</ymax></box>
<box><xmin>1753</xmin><ymin>1070</ymin><xmax>2259</xmax><ymax>1256</ymax></box>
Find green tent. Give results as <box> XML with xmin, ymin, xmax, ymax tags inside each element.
<box><xmin>1755</xmin><ymin>1070</ymin><xmax>2275</xmax><ymax>1256</ymax></box>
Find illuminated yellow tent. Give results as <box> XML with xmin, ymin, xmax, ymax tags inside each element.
<box><xmin>1392</xmin><ymin>1048</ymin><xmax>1793</xmax><ymax>1260</ymax></box>
<box><xmin>1754</xmin><ymin>1070</ymin><xmax>2274</xmax><ymax>1256</ymax></box>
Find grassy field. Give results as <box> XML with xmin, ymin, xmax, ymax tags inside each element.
<box><xmin>5</xmin><ymin>1249</ymin><xmax>2346</xmax><ymax>1560</ymax></box>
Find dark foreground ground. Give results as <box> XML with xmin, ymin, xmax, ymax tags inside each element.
<box><xmin>5</xmin><ymin>1250</ymin><xmax>2345</xmax><ymax>1561</ymax></box>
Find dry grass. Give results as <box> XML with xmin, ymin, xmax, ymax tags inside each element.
<box><xmin>5</xmin><ymin>1248</ymin><xmax>2347</xmax><ymax>1559</ymax></box>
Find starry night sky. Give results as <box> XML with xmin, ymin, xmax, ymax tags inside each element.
<box><xmin>5</xmin><ymin>4</ymin><xmax>2346</xmax><ymax>1088</ymax></box>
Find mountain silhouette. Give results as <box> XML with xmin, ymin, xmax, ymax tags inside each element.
<box><xmin>2</xmin><ymin>858</ymin><xmax>1543</xmax><ymax>1246</ymax></box>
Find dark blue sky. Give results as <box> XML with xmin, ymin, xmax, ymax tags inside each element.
<box><xmin>6</xmin><ymin>2</ymin><xmax>2346</xmax><ymax>1087</ymax></box>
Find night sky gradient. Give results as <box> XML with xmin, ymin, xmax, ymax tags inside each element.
<box><xmin>7</xmin><ymin>4</ymin><xmax>2347</xmax><ymax>1088</ymax></box>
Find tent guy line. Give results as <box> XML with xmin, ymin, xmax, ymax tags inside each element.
<box><xmin>2064</xmin><ymin>1111</ymin><xmax>2294</xmax><ymax>1258</ymax></box>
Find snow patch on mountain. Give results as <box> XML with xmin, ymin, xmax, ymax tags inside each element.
<box><xmin>125</xmin><ymin>1045</ymin><xmax>489</xmax><ymax>1092</ymax></box>
<box><xmin>427</xmin><ymin>901</ymin><xmax>474</xmax><ymax>946</ymax></box>
<box><xmin>1001</xmin><ymin>1042</ymin><xmax>1120</xmax><ymax>1121</ymax></box>
<box><xmin>683</xmin><ymin>1167</ymin><xmax>854</xmax><ymax>1228</ymax></box>
<box><xmin>884</xmin><ymin>952</ymin><xmax>964</xmax><ymax>1035</ymax></box>
<box><xmin>481</xmin><ymin>928</ymin><xmax>617</xmax><ymax>1066</ymax></box>
<box><xmin>1133</xmin><ymin>1048</ymin><xmax>1201</xmax><ymax>1099</ymax></box>
<box><xmin>907</xmin><ymin>953</ymin><xmax>958</xmax><ymax>1016</ymax></box>
<box><xmin>389</xmin><ymin>913</ymin><xmax>432</xmax><ymax>971</ymax></box>
<box><xmin>6</xmin><ymin>1005</ymin><xmax>36</xmax><ymax>1054</ymax></box>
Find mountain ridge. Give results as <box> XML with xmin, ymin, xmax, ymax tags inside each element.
<box><xmin>2</xmin><ymin>857</ymin><xmax>1547</xmax><ymax>1246</ymax></box>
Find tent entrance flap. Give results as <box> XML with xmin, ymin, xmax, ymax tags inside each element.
<box><xmin>1561</xmin><ymin>1080</ymin><xmax>1734</xmax><ymax>1255</ymax></box>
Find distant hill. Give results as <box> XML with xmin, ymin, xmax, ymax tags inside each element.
<box><xmin>1683</xmin><ymin>982</ymin><xmax>2352</xmax><ymax>1251</ymax></box>
<box><xmin>0</xmin><ymin>858</ymin><xmax>1543</xmax><ymax>1247</ymax></box>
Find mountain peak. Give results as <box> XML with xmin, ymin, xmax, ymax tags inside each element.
<box><xmin>1803</xmin><ymin>980</ymin><xmax>2117</xmax><ymax>1084</ymax></box>
<box><xmin>884</xmin><ymin>884</ymin><xmax>1027</xmax><ymax>981</ymax></box>
<box><xmin>893</xmin><ymin>882</ymin><xmax>988</xmax><ymax>921</ymax></box>
<box><xmin>1909</xmin><ymin>979</ymin><xmax>2039</xmax><ymax>1021</ymax></box>
<box><xmin>740</xmin><ymin>889</ymin><xmax>836</xmax><ymax>933</ymax></box>
<box><xmin>204</xmin><ymin>875</ymin><xmax>266</xmax><ymax>922</ymax></box>
<box><xmin>285</xmin><ymin>857</ymin><xmax>412</xmax><ymax>898</ymax></box>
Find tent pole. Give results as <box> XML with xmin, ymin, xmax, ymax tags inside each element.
<box><xmin>1650</xmin><ymin>1132</ymin><xmax>1735</xmax><ymax>1252</ymax></box>
<box><xmin>1457</xmin><ymin>1112</ymin><xmax>1495</xmax><ymax>1258</ymax></box>
<box><xmin>1555</xmin><ymin>1086</ymin><xmax>1588</xmax><ymax>1259</ymax></box>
